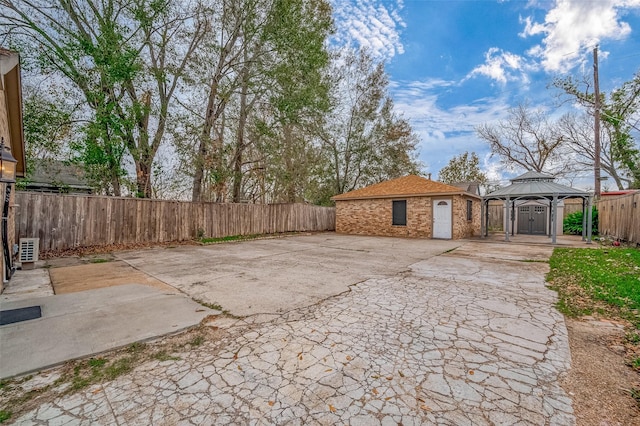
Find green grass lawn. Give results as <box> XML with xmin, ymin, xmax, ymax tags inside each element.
<box><xmin>547</xmin><ymin>247</ymin><xmax>640</xmax><ymax>325</ymax></box>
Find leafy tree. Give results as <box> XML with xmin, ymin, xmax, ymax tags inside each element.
<box><xmin>553</xmin><ymin>73</ymin><xmax>640</xmax><ymax>188</ymax></box>
<box><xmin>21</xmin><ymin>89</ymin><xmax>75</xmax><ymax>167</ymax></box>
<box><xmin>557</xmin><ymin>112</ymin><xmax>632</xmax><ymax>190</ymax></box>
<box><xmin>1</xmin><ymin>0</ymin><xmax>207</xmax><ymax>197</ymax></box>
<box><xmin>315</xmin><ymin>49</ymin><xmax>421</xmax><ymax>200</ymax></box>
<box><xmin>477</xmin><ymin>103</ymin><xmax>568</xmax><ymax>175</ymax></box>
<box><xmin>438</xmin><ymin>151</ymin><xmax>487</xmax><ymax>185</ymax></box>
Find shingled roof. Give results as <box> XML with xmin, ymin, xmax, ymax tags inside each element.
<box><xmin>331</xmin><ymin>175</ymin><xmax>481</xmax><ymax>201</ymax></box>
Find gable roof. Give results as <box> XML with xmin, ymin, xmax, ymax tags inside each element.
<box><xmin>331</xmin><ymin>175</ymin><xmax>481</xmax><ymax>201</ymax></box>
<box><xmin>451</xmin><ymin>181</ymin><xmax>481</xmax><ymax>195</ymax></box>
<box><xmin>23</xmin><ymin>159</ymin><xmax>93</xmax><ymax>193</ymax></box>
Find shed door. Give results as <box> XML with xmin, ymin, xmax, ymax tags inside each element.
<box><xmin>433</xmin><ymin>199</ymin><xmax>452</xmax><ymax>239</ymax></box>
<box><xmin>517</xmin><ymin>205</ymin><xmax>547</xmax><ymax>235</ymax></box>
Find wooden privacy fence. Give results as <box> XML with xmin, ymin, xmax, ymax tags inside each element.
<box><xmin>14</xmin><ymin>192</ymin><xmax>336</xmax><ymax>252</ymax></box>
<box><xmin>597</xmin><ymin>192</ymin><xmax>640</xmax><ymax>244</ymax></box>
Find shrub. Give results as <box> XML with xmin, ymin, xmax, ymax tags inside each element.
<box><xmin>563</xmin><ymin>206</ymin><xmax>598</xmax><ymax>236</ymax></box>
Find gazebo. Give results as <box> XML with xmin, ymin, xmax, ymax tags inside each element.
<box><xmin>481</xmin><ymin>171</ymin><xmax>593</xmax><ymax>244</ymax></box>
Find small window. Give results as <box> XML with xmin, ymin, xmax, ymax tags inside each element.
<box><xmin>466</xmin><ymin>200</ymin><xmax>473</xmax><ymax>221</ymax></box>
<box><xmin>392</xmin><ymin>200</ymin><xmax>407</xmax><ymax>226</ymax></box>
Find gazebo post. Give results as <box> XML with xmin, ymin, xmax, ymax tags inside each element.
<box><xmin>586</xmin><ymin>196</ymin><xmax>593</xmax><ymax>244</ymax></box>
<box><xmin>480</xmin><ymin>200</ymin><xmax>485</xmax><ymax>238</ymax></box>
<box><xmin>485</xmin><ymin>200</ymin><xmax>490</xmax><ymax>237</ymax></box>
<box><xmin>581</xmin><ymin>197</ymin><xmax>587</xmax><ymax>241</ymax></box>
<box><xmin>551</xmin><ymin>193</ymin><xmax>558</xmax><ymax>244</ymax></box>
<box><xmin>504</xmin><ymin>197</ymin><xmax>510</xmax><ymax>242</ymax></box>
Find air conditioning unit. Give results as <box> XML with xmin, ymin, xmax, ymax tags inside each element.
<box><xmin>19</xmin><ymin>238</ymin><xmax>39</xmax><ymax>270</ymax></box>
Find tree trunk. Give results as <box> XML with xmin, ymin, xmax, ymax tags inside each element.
<box><xmin>232</xmin><ymin>63</ymin><xmax>249</xmax><ymax>203</ymax></box>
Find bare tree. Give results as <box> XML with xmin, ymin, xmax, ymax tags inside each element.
<box><xmin>477</xmin><ymin>103</ymin><xmax>567</xmax><ymax>175</ymax></box>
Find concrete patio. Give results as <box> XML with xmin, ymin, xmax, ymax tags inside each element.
<box><xmin>1</xmin><ymin>234</ymin><xmax>577</xmax><ymax>424</ymax></box>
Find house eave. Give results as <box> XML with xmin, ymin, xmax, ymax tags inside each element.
<box><xmin>332</xmin><ymin>191</ymin><xmax>482</xmax><ymax>201</ymax></box>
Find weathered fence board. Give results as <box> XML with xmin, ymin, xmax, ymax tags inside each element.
<box><xmin>597</xmin><ymin>192</ymin><xmax>640</xmax><ymax>244</ymax></box>
<box><xmin>14</xmin><ymin>192</ymin><xmax>336</xmax><ymax>252</ymax></box>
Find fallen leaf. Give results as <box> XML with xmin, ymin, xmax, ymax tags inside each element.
<box><xmin>417</xmin><ymin>397</ymin><xmax>425</xmax><ymax>403</ymax></box>
<box><xmin>325</xmin><ymin>369</ymin><xmax>333</xmax><ymax>372</ymax></box>
<box><xmin>372</xmin><ymin>388</ymin><xmax>379</xmax><ymax>395</ymax></box>
<box><xmin>237</xmin><ymin>365</ymin><xmax>242</xmax><ymax>371</ymax></box>
<box><xmin>329</xmin><ymin>404</ymin><xmax>336</xmax><ymax>412</ymax></box>
<box><xmin>91</xmin><ymin>388</ymin><xmax>102</xmax><ymax>394</ymax></box>
<box><xmin>233</xmin><ymin>353</ymin><xmax>238</xmax><ymax>360</ymax></box>
<box><xmin>398</xmin><ymin>371</ymin><xmax>405</xmax><ymax>377</ymax></box>
<box><xmin>371</xmin><ymin>375</ymin><xmax>379</xmax><ymax>379</ymax></box>
<box><xmin>386</xmin><ymin>376</ymin><xmax>393</xmax><ymax>380</ymax></box>
<box><xmin>385</xmin><ymin>397</ymin><xmax>392</xmax><ymax>401</ymax></box>
<box><xmin>346</xmin><ymin>355</ymin><xmax>353</xmax><ymax>361</ymax></box>
<box><xmin>268</xmin><ymin>401</ymin><xmax>275</xmax><ymax>406</ymax></box>
<box><xmin>420</xmin><ymin>404</ymin><xmax>431</xmax><ymax>411</ymax></box>
<box><xmin>468</xmin><ymin>370</ymin><xmax>474</xmax><ymax>375</ymax></box>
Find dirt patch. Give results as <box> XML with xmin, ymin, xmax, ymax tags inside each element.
<box><xmin>562</xmin><ymin>318</ymin><xmax>640</xmax><ymax>425</ymax></box>
<box><xmin>49</xmin><ymin>261</ymin><xmax>177</xmax><ymax>294</ymax></box>
<box><xmin>40</xmin><ymin>240</ymin><xmax>199</xmax><ymax>260</ymax></box>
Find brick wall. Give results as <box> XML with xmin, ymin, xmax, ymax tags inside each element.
<box><xmin>336</xmin><ymin>195</ymin><xmax>481</xmax><ymax>239</ymax></box>
<box><xmin>452</xmin><ymin>195</ymin><xmax>481</xmax><ymax>239</ymax></box>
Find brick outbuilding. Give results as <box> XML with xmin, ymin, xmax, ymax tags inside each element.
<box><xmin>331</xmin><ymin>175</ymin><xmax>481</xmax><ymax>239</ymax></box>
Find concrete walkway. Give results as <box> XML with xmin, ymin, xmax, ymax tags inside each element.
<box><xmin>0</xmin><ymin>285</ymin><xmax>218</xmax><ymax>379</ymax></box>
<box><xmin>8</xmin><ymin>237</ymin><xmax>574</xmax><ymax>425</ymax></box>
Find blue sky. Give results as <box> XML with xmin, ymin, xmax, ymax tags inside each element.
<box><xmin>332</xmin><ymin>0</ymin><xmax>640</xmax><ymax>187</ymax></box>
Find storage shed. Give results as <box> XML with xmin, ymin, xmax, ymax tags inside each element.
<box><xmin>331</xmin><ymin>175</ymin><xmax>482</xmax><ymax>239</ymax></box>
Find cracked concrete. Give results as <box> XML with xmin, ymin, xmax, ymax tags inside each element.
<box><xmin>8</xmin><ymin>236</ymin><xmax>574</xmax><ymax>425</ymax></box>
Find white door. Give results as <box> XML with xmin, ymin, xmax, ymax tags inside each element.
<box><xmin>433</xmin><ymin>199</ymin><xmax>452</xmax><ymax>239</ymax></box>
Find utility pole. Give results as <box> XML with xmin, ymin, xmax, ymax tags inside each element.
<box><xmin>593</xmin><ymin>46</ymin><xmax>601</xmax><ymax>197</ymax></box>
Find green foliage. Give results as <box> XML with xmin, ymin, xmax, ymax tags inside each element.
<box><xmin>21</xmin><ymin>91</ymin><xmax>74</xmax><ymax>170</ymax></box>
<box><xmin>554</xmin><ymin>73</ymin><xmax>640</xmax><ymax>189</ymax></box>
<box><xmin>547</xmin><ymin>247</ymin><xmax>640</xmax><ymax>325</ymax></box>
<box><xmin>438</xmin><ymin>151</ymin><xmax>487</xmax><ymax>184</ymax></box>
<box><xmin>153</xmin><ymin>351</ymin><xmax>181</xmax><ymax>361</ymax></box>
<box><xmin>188</xmin><ymin>335</ymin><xmax>205</xmax><ymax>347</ymax></box>
<box><xmin>199</xmin><ymin>234</ymin><xmax>260</xmax><ymax>244</ymax></box>
<box><xmin>563</xmin><ymin>207</ymin><xmax>598</xmax><ymax>235</ymax></box>
<box><xmin>0</xmin><ymin>410</ymin><xmax>11</xmax><ymax>423</ymax></box>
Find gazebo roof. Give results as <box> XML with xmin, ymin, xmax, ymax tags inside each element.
<box><xmin>485</xmin><ymin>171</ymin><xmax>589</xmax><ymax>200</ymax></box>
<box><xmin>510</xmin><ymin>171</ymin><xmax>554</xmax><ymax>182</ymax></box>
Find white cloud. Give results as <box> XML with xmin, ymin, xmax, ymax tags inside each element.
<box><xmin>390</xmin><ymin>79</ymin><xmax>513</xmax><ymax>175</ymax></box>
<box><xmin>467</xmin><ymin>48</ymin><xmax>536</xmax><ymax>85</ymax></box>
<box><xmin>331</xmin><ymin>0</ymin><xmax>405</xmax><ymax>60</ymax></box>
<box><xmin>520</xmin><ymin>0</ymin><xmax>640</xmax><ymax>73</ymax></box>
